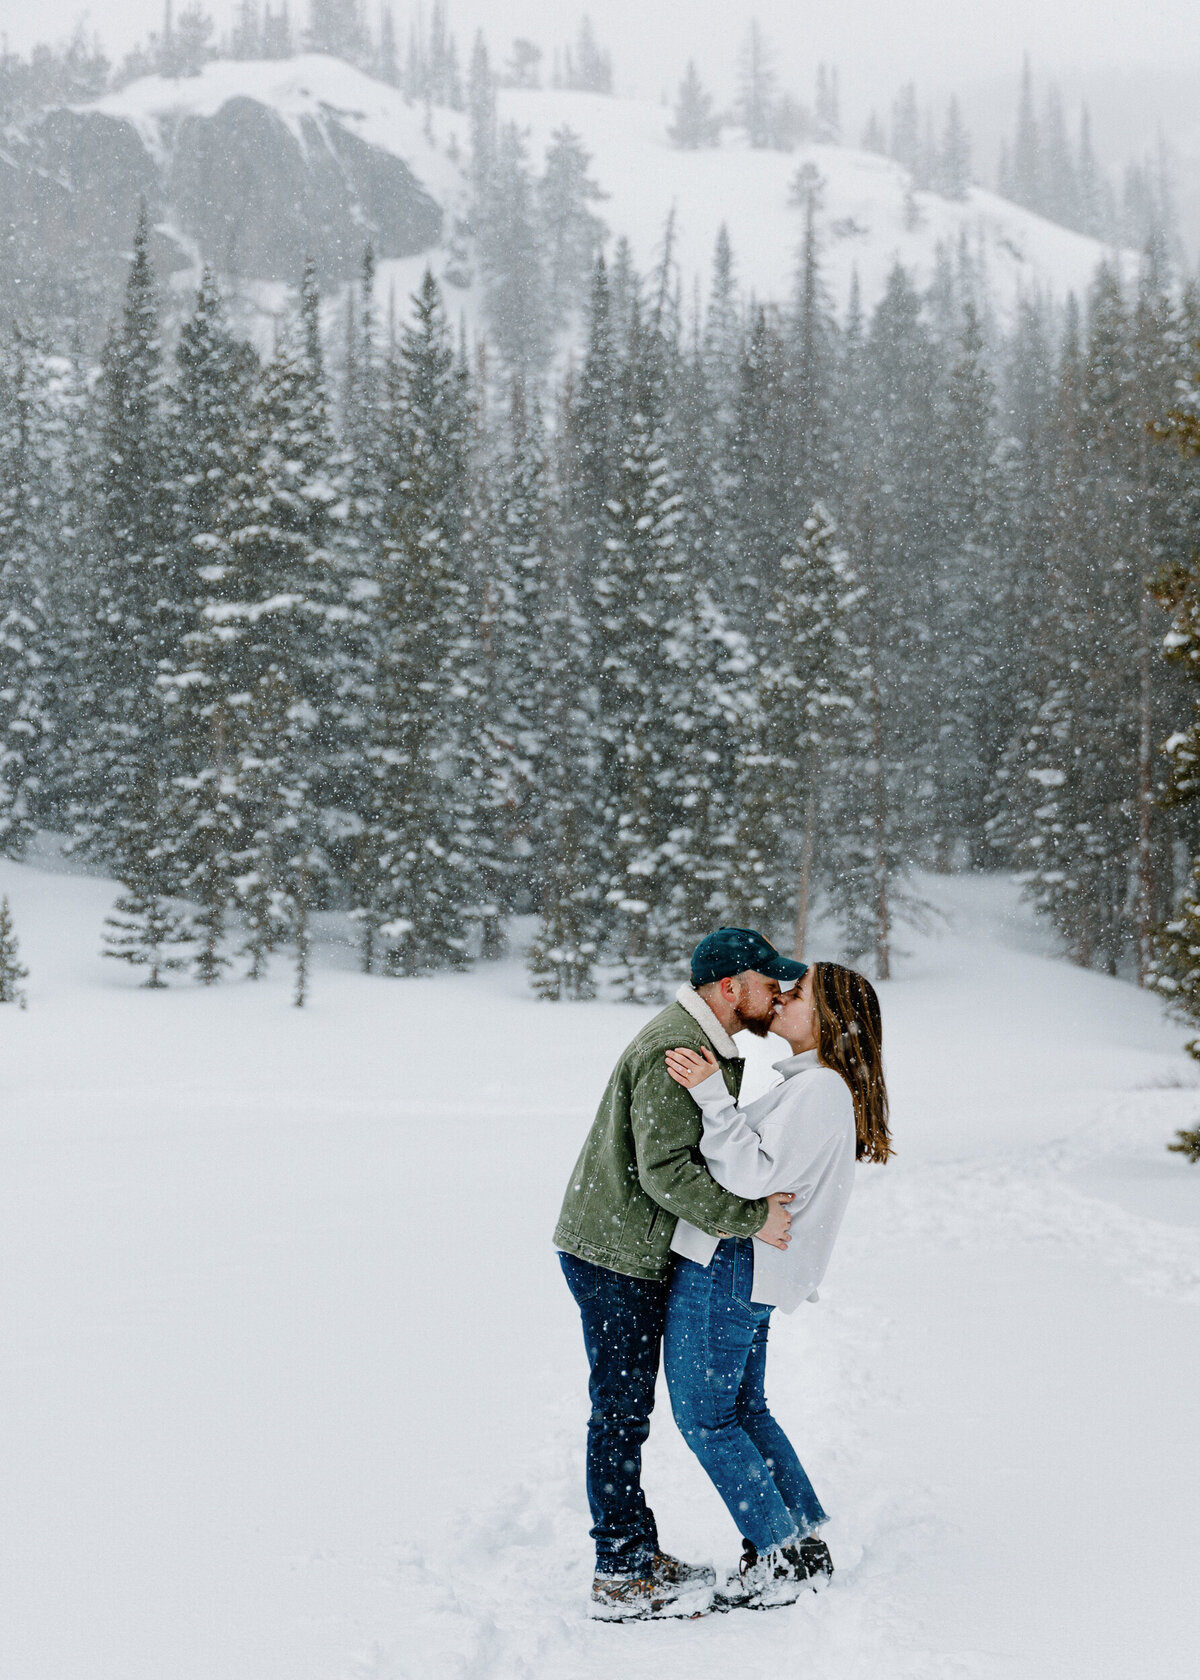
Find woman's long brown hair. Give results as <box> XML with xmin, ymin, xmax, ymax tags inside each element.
<box><xmin>811</xmin><ymin>963</ymin><xmax>892</xmax><ymax>1163</ymax></box>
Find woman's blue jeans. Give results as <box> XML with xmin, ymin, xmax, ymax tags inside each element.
<box><xmin>664</xmin><ymin>1238</ymin><xmax>828</xmax><ymax>1553</ymax></box>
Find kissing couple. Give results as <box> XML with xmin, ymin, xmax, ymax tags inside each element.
<box><xmin>554</xmin><ymin>926</ymin><xmax>892</xmax><ymax>1619</ymax></box>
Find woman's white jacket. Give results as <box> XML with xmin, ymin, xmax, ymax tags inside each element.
<box><xmin>670</xmin><ymin>1049</ymin><xmax>856</xmax><ymax>1313</ymax></box>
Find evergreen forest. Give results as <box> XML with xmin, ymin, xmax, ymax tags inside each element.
<box><xmin>3</xmin><ymin>13</ymin><xmax>1200</xmax><ymax>1007</ymax></box>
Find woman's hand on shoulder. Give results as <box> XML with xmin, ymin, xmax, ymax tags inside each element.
<box><xmin>665</xmin><ymin>1046</ymin><xmax>720</xmax><ymax>1088</ymax></box>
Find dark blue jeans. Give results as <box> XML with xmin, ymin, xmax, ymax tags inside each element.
<box><xmin>559</xmin><ymin>1250</ymin><xmax>665</xmax><ymax>1577</ymax></box>
<box><xmin>664</xmin><ymin>1238</ymin><xmax>828</xmax><ymax>1553</ymax></box>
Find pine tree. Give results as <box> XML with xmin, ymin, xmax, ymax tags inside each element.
<box><xmin>102</xmin><ymin>816</ymin><xmax>190</xmax><ymax>988</ymax></box>
<box><xmin>788</xmin><ymin>177</ymin><xmax>838</xmax><ymax>521</ymax></box>
<box><xmin>753</xmin><ymin>506</ymin><xmax>876</xmax><ymax>955</ymax></box>
<box><xmin>104</xmin><ymin>888</ymin><xmax>189</xmax><ymax>987</ymax></box>
<box><xmin>0</xmin><ymin>894</ymin><xmax>28</xmax><ymax>1005</ymax></box>
<box><xmin>526</xmin><ymin>501</ymin><xmax>601</xmax><ymax>999</ymax></box>
<box><xmin>195</xmin><ymin>262</ymin><xmax>343</xmax><ymax>965</ymax></box>
<box><xmin>585</xmin><ymin>296</ymin><xmax>730</xmax><ymax>1001</ymax></box>
<box><xmin>857</xmin><ymin>263</ymin><xmax>942</xmax><ymax>873</ymax></box>
<box><xmin>562</xmin><ymin>17</ymin><xmax>613</xmax><ymax>94</ymax></box>
<box><xmin>308</xmin><ymin>0</ymin><xmax>367</xmax><ymax>61</ymax></box>
<box><xmin>479</xmin><ymin>123</ymin><xmax>551</xmax><ymax>373</ymax></box>
<box><xmin>538</xmin><ymin>127</ymin><xmax>608</xmax><ymax>330</ymax></box>
<box><xmin>937</xmin><ymin>98</ymin><xmax>972</xmax><ymax>199</ymax></box>
<box><xmin>473</xmin><ymin>379</ymin><xmax>555</xmax><ymax>945</ymax></box>
<box><xmin>736</xmin><ymin>22</ymin><xmax>776</xmax><ymax>150</ymax></box>
<box><xmin>357</xmin><ymin>271</ymin><xmax>478</xmax><ymax>975</ymax></box>
<box><xmin>1041</xmin><ymin>86</ymin><xmax>1078</xmax><ymax>227</ymax></box>
<box><xmin>74</xmin><ymin>205</ymin><xmax>177</xmax><ymax>882</ymax></box>
<box><xmin>329</xmin><ymin>245</ymin><xmax>385</xmax><ymax>851</ymax></box>
<box><xmin>1076</xmin><ymin>108</ymin><xmax>1108</xmax><ymax>238</ymax></box>
<box><xmin>1148</xmin><ymin>339</ymin><xmax>1200</xmax><ymax>1022</ymax></box>
<box><xmin>814</xmin><ymin>64</ymin><xmax>839</xmax><ymax>143</ymax></box>
<box><xmin>669</xmin><ymin>61</ymin><xmax>721</xmax><ymax>149</ymax></box>
<box><xmin>1012</xmin><ymin>54</ymin><xmax>1042</xmax><ymax>211</ymax></box>
<box><xmin>890</xmin><ymin>83</ymin><xmax>919</xmax><ymax>172</ymax></box>
<box><xmin>723</xmin><ymin>304</ymin><xmax>793</xmax><ymax>631</ymax></box>
<box><xmin>932</xmin><ymin>302</ymin><xmax>1014</xmax><ymax>865</ymax></box>
<box><xmin>159</xmin><ymin>269</ymin><xmax>258</xmax><ymax>980</ymax></box>
<box><xmin>0</xmin><ymin>329</ymin><xmax>54</xmax><ymax>855</ymax></box>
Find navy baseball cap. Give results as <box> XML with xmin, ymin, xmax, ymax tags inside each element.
<box><xmin>690</xmin><ymin>927</ymin><xmax>808</xmax><ymax>989</ymax></box>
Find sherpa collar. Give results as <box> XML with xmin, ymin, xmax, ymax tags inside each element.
<box><xmin>675</xmin><ymin>984</ymin><xmax>739</xmax><ymax>1060</ymax></box>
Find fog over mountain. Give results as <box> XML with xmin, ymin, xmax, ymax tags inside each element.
<box><xmin>14</xmin><ymin>0</ymin><xmax>1200</xmax><ymax>251</ymax></box>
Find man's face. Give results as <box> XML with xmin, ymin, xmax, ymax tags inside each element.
<box><xmin>726</xmin><ymin>970</ymin><xmax>782</xmax><ymax>1037</ymax></box>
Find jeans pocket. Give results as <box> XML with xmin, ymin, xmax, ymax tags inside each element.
<box><xmin>727</xmin><ymin>1240</ymin><xmax>759</xmax><ymax>1310</ymax></box>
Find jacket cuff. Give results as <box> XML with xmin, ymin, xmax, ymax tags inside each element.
<box><xmin>693</xmin><ymin>1070</ymin><xmax>734</xmax><ymax>1109</ymax></box>
<box><xmin>726</xmin><ymin>1197</ymin><xmax>767</xmax><ymax>1238</ymax></box>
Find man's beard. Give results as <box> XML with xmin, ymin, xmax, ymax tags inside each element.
<box><xmin>731</xmin><ymin>999</ymin><xmax>776</xmax><ymax>1038</ymax></box>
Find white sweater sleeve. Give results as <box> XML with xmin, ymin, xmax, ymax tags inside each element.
<box><xmin>690</xmin><ymin>1068</ymin><xmax>853</xmax><ymax>1202</ymax></box>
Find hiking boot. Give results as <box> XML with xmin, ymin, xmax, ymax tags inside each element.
<box><xmin>734</xmin><ymin>1537</ymin><xmax>810</xmax><ymax>1610</ymax></box>
<box><xmin>590</xmin><ymin>1570</ymin><xmax>712</xmax><ymax>1621</ymax></box>
<box><xmin>650</xmin><ymin>1548</ymin><xmax>717</xmax><ymax>1589</ymax></box>
<box><xmin>796</xmin><ymin>1534</ymin><xmax>834</xmax><ymax>1586</ymax></box>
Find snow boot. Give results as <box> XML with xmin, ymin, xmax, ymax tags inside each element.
<box><xmin>729</xmin><ymin>1536</ymin><xmax>813</xmax><ymax>1610</ymax></box>
<box><xmin>650</xmin><ymin>1548</ymin><xmax>717</xmax><ymax>1590</ymax></box>
<box><xmin>796</xmin><ymin>1534</ymin><xmax>834</xmax><ymax>1587</ymax></box>
<box><xmin>589</xmin><ymin>1569</ymin><xmax>713</xmax><ymax>1622</ymax></box>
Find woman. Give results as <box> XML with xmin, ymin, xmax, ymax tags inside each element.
<box><xmin>663</xmin><ymin>962</ymin><xmax>891</xmax><ymax>1609</ymax></box>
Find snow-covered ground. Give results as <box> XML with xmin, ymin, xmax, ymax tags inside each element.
<box><xmin>91</xmin><ymin>55</ymin><xmax>1130</xmax><ymax>328</ymax></box>
<box><xmin>2</xmin><ymin>855</ymin><xmax>1198</xmax><ymax>1680</ymax></box>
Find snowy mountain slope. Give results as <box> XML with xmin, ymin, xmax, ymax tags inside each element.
<box><xmin>1</xmin><ymin>856</ymin><xmax>1198</xmax><ymax>1680</ymax></box>
<box><xmin>493</xmin><ymin>86</ymin><xmax>1131</xmax><ymax>322</ymax></box>
<box><xmin>82</xmin><ymin>54</ymin><xmax>1129</xmax><ymax>325</ymax></box>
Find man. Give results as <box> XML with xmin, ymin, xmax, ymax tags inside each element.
<box><xmin>554</xmin><ymin>927</ymin><xmax>809</xmax><ymax>1620</ymax></box>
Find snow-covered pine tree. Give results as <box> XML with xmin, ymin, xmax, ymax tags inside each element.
<box><xmin>479</xmin><ymin>124</ymin><xmax>552</xmax><ymax>374</ymax></box>
<box><xmin>538</xmin><ymin>127</ymin><xmax>608</xmax><ymax>331</ymax></box>
<box><xmin>937</xmin><ymin>98</ymin><xmax>972</xmax><ymax>199</ymax></box>
<box><xmin>736</xmin><ymin>21</ymin><xmax>777</xmax><ymax>150</ymax></box>
<box><xmin>159</xmin><ymin>269</ymin><xmax>260</xmax><ymax>981</ymax></box>
<box><xmin>723</xmin><ymin>303</ymin><xmax>793</xmax><ymax>633</ymax></box>
<box><xmin>856</xmin><ymin>263</ymin><xmax>943</xmax><ymax>870</ymax></box>
<box><xmin>703</xmin><ymin>225</ymin><xmax>742</xmax><ymax>432</ymax></box>
<box><xmin>750</xmin><ymin>505</ymin><xmax>873</xmax><ymax>954</ymax></box>
<box><xmin>526</xmin><ymin>474</ymin><xmax>602</xmax><ymax>998</ymax></box>
<box><xmin>588</xmin><ymin>291</ymin><xmax>728</xmax><ymax>1001</ymax></box>
<box><xmin>74</xmin><ymin>205</ymin><xmax>176</xmax><ymax>880</ymax></box>
<box><xmin>329</xmin><ymin>245</ymin><xmax>386</xmax><ymax>852</ymax></box>
<box><xmin>196</xmin><ymin>261</ymin><xmax>343</xmax><ymax>972</ymax></box>
<box><xmin>562</xmin><ymin>17</ymin><xmax>613</xmax><ymax>94</ymax></box>
<box><xmin>0</xmin><ymin>894</ymin><xmax>29</xmax><ymax>1004</ymax></box>
<box><xmin>467</xmin><ymin>377</ymin><xmax>553</xmax><ymax>951</ymax></box>
<box><xmin>1147</xmin><ymin>336</ymin><xmax>1200</xmax><ymax>1030</ymax></box>
<box><xmin>787</xmin><ymin>178</ymin><xmax>839</xmax><ymax>523</ymax></box>
<box><xmin>307</xmin><ymin>0</ymin><xmax>368</xmax><ymax>61</ymax></box>
<box><xmin>102</xmin><ymin>814</ymin><xmax>190</xmax><ymax>989</ymax></box>
<box><xmin>999</xmin><ymin>281</ymin><xmax>1136</xmax><ymax>971</ymax></box>
<box><xmin>932</xmin><ymin>302</ymin><xmax>1014</xmax><ymax>866</ymax></box>
<box><xmin>0</xmin><ymin>329</ymin><xmax>54</xmax><ymax>856</ymax></box>
<box><xmin>989</xmin><ymin>292</ymin><xmax>1059</xmax><ymax>869</ymax></box>
<box><xmin>357</xmin><ymin>271</ymin><xmax>478</xmax><ymax>975</ymax></box>
<box><xmin>669</xmin><ymin>61</ymin><xmax>721</xmax><ymax>149</ymax></box>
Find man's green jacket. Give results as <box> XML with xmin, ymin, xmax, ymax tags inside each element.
<box><xmin>553</xmin><ymin>986</ymin><xmax>768</xmax><ymax>1282</ymax></box>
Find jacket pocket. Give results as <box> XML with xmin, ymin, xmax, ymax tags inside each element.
<box><xmin>644</xmin><ymin>1203</ymin><xmax>664</xmax><ymax>1244</ymax></box>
